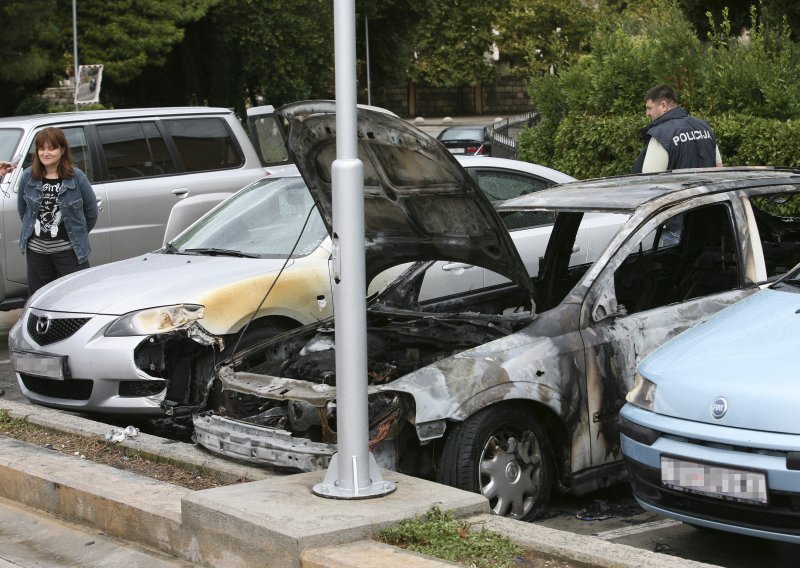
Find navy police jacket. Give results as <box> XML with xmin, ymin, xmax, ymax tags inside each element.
<box><xmin>633</xmin><ymin>108</ymin><xmax>718</xmax><ymax>173</ymax></box>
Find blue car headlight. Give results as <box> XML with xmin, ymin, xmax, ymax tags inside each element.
<box><xmin>625</xmin><ymin>373</ymin><xmax>657</xmax><ymax>411</ymax></box>
<box><xmin>105</xmin><ymin>304</ymin><xmax>205</xmax><ymax>336</ymax></box>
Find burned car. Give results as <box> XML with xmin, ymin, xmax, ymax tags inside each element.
<box><xmin>192</xmin><ymin>102</ymin><xmax>800</xmax><ymax>520</ymax></box>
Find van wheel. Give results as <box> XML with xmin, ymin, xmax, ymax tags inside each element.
<box><xmin>206</xmin><ymin>320</ymin><xmax>298</xmax><ymax>412</ymax></box>
<box><xmin>438</xmin><ymin>406</ymin><xmax>554</xmax><ymax>521</ymax></box>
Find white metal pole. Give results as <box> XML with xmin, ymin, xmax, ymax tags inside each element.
<box><xmin>312</xmin><ymin>0</ymin><xmax>395</xmax><ymax>499</ymax></box>
<box><xmin>365</xmin><ymin>4</ymin><xmax>371</xmax><ymax>106</ymax></box>
<box><xmin>72</xmin><ymin>0</ymin><xmax>79</xmax><ymax>111</ymax></box>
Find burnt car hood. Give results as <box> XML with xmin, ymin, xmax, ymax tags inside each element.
<box><xmin>277</xmin><ymin>101</ymin><xmax>535</xmax><ymax>300</ymax></box>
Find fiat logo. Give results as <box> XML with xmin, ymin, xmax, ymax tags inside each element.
<box><xmin>35</xmin><ymin>315</ymin><xmax>51</xmax><ymax>335</ymax></box>
<box><xmin>711</xmin><ymin>397</ymin><xmax>728</xmax><ymax>419</ymax></box>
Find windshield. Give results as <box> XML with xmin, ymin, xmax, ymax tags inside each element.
<box><xmin>0</xmin><ymin>128</ymin><xmax>23</xmax><ymax>162</ymax></box>
<box><xmin>438</xmin><ymin>128</ymin><xmax>483</xmax><ymax>142</ymax></box>
<box><xmin>171</xmin><ymin>176</ymin><xmax>327</xmax><ymax>258</ymax></box>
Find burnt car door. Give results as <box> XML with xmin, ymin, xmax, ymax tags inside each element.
<box><xmin>578</xmin><ymin>193</ymin><xmax>762</xmax><ymax>469</ymax></box>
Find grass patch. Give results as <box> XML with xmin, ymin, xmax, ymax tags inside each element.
<box><xmin>0</xmin><ymin>408</ymin><xmax>38</xmax><ymax>435</ymax></box>
<box><xmin>378</xmin><ymin>506</ymin><xmax>524</xmax><ymax>568</ymax></box>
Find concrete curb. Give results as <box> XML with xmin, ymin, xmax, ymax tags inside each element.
<box><xmin>0</xmin><ymin>399</ymin><xmax>719</xmax><ymax>567</ymax></box>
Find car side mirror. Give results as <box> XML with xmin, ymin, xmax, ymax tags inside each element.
<box><xmin>592</xmin><ymin>288</ymin><xmax>627</xmax><ymax>322</ymax></box>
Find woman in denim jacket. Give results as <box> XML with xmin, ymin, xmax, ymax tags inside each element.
<box><xmin>17</xmin><ymin>127</ymin><xmax>98</xmax><ymax>295</ymax></box>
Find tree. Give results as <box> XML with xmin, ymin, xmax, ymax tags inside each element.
<box><xmin>492</xmin><ymin>0</ymin><xmax>600</xmax><ymax>76</ymax></box>
<box><xmin>678</xmin><ymin>0</ymin><xmax>800</xmax><ymax>40</ymax></box>
<box><xmin>355</xmin><ymin>0</ymin><xmax>429</xmax><ymax>92</ymax></box>
<box><xmin>409</xmin><ymin>0</ymin><xmax>498</xmax><ymax>87</ymax></box>
<box><xmin>0</xmin><ymin>0</ymin><xmax>63</xmax><ymax>115</ymax></box>
<box><xmin>177</xmin><ymin>0</ymin><xmax>337</xmax><ymax>113</ymax></box>
<box><xmin>78</xmin><ymin>0</ymin><xmax>218</xmax><ymax>83</ymax></box>
<box><xmin>519</xmin><ymin>0</ymin><xmax>800</xmax><ymax>178</ymax></box>
<box><xmin>0</xmin><ymin>0</ymin><xmax>216</xmax><ymax>115</ymax></box>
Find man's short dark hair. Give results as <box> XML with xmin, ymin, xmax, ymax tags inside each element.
<box><xmin>645</xmin><ymin>85</ymin><xmax>678</xmax><ymax>104</ymax></box>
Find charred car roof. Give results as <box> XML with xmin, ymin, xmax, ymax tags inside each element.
<box><xmin>499</xmin><ymin>168</ymin><xmax>800</xmax><ymax>213</ymax></box>
<box><xmin>276</xmin><ymin>100</ymin><xmax>537</xmax><ymax>300</ymax></box>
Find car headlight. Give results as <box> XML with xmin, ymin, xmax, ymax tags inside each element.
<box><xmin>625</xmin><ymin>373</ymin><xmax>657</xmax><ymax>411</ymax></box>
<box><xmin>105</xmin><ymin>304</ymin><xmax>205</xmax><ymax>336</ymax></box>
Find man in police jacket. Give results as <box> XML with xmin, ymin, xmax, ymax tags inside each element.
<box><xmin>633</xmin><ymin>85</ymin><xmax>722</xmax><ymax>173</ymax></box>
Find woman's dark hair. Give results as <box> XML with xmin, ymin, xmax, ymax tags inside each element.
<box><xmin>31</xmin><ymin>127</ymin><xmax>74</xmax><ymax>180</ymax></box>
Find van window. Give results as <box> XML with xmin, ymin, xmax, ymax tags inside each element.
<box><xmin>63</xmin><ymin>127</ymin><xmax>95</xmax><ymax>180</ymax></box>
<box><xmin>162</xmin><ymin>117</ymin><xmax>243</xmax><ymax>172</ymax></box>
<box><xmin>0</xmin><ymin>129</ymin><xmax>23</xmax><ymax>163</ymax></box>
<box><xmin>97</xmin><ymin>121</ymin><xmax>175</xmax><ymax>180</ymax></box>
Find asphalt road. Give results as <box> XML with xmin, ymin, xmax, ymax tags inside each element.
<box><xmin>1</xmin><ymin>305</ymin><xmax>799</xmax><ymax>566</ymax></box>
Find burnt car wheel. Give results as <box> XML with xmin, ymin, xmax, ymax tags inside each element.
<box><xmin>439</xmin><ymin>405</ymin><xmax>553</xmax><ymax>521</ymax></box>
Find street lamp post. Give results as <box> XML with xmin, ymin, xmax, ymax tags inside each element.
<box><xmin>312</xmin><ymin>0</ymin><xmax>395</xmax><ymax>500</ymax></box>
<box><xmin>364</xmin><ymin>3</ymin><xmax>371</xmax><ymax>106</ymax></box>
<box><xmin>72</xmin><ymin>0</ymin><xmax>79</xmax><ymax>111</ymax></box>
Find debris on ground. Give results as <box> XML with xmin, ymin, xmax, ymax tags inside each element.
<box><xmin>104</xmin><ymin>425</ymin><xmax>140</xmax><ymax>442</ymax></box>
<box><xmin>575</xmin><ymin>499</ymin><xmax>644</xmax><ymax>521</ymax></box>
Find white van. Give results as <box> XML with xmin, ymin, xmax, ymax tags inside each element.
<box><xmin>0</xmin><ymin>106</ymin><xmax>286</xmax><ymax>309</ymax></box>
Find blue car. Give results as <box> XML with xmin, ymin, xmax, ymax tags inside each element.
<box><xmin>620</xmin><ymin>266</ymin><xmax>800</xmax><ymax>543</ymax></box>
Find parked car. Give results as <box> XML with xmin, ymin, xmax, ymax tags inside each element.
<box><xmin>619</xmin><ymin>264</ymin><xmax>800</xmax><ymax>544</ymax></box>
<box><xmin>0</xmin><ymin>105</ymin><xmax>285</xmax><ymax>310</ymax></box>
<box><xmin>189</xmin><ymin>101</ymin><xmax>800</xmax><ymax>522</ymax></box>
<box><xmin>437</xmin><ymin>124</ymin><xmax>493</xmax><ymax>156</ymax></box>
<box><xmin>9</xmin><ymin>149</ymin><xmax>575</xmax><ymax>417</ymax></box>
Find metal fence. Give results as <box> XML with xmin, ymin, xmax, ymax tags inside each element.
<box><xmin>490</xmin><ymin>111</ymin><xmax>538</xmax><ymax>159</ymax></box>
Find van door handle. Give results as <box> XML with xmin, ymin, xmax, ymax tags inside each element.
<box><xmin>96</xmin><ymin>198</ymin><xmax>103</xmax><ymax>211</ymax></box>
<box><xmin>171</xmin><ymin>188</ymin><xmax>189</xmax><ymax>197</ymax></box>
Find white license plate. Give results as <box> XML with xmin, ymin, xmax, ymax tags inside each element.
<box><xmin>12</xmin><ymin>350</ymin><xmax>68</xmax><ymax>381</ymax></box>
<box><xmin>661</xmin><ymin>455</ymin><xmax>768</xmax><ymax>505</ymax></box>
<box><xmin>447</xmin><ymin>148</ymin><xmax>464</xmax><ymax>154</ymax></box>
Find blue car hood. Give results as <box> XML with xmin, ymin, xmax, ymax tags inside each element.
<box><xmin>639</xmin><ymin>287</ymin><xmax>800</xmax><ymax>434</ymax></box>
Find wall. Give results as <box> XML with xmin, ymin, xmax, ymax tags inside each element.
<box><xmin>372</xmin><ymin>77</ymin><xmax>530</xmax><ymax>117</ymax></box>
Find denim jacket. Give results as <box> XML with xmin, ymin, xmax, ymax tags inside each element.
<box><xmin>17</xmin><ymin>167</ymin><xmax>98</xmax><ymax>263</ymax></box>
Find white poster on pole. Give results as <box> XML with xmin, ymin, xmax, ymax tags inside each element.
<box><xmin>74</xmin><ymin>64</ymin><xmax>103</xmax><ymax>105</ymax></box>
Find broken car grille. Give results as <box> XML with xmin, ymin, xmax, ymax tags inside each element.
<box><xmin>27</xmin><ymin>314</ymin><xmax>91</xmax><ymax>346</ymax></box>
<box><xmin>19</xmin><ymin>373</ymin><xmax>93</xmax><ymax>400</ymax></box>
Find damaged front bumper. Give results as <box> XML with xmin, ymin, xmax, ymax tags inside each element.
<box><xmin>192</xmin><ymin>413</ymin><xmax>335</xmax><ymax>472</ymax></box>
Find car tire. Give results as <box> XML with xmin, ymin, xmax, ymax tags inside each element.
<box><xmin>438</xmin><ymin>405</ymin><xmax>554</xmax><ymax>521</ymax></box>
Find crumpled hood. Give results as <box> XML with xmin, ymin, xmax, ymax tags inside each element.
<box><xmin>640</xmin><ymin>287</ymin><xmax>800</xmax><ymax>434</ymax></box>
<box><xmin>29</xmin><ymin>252</ymin><xmax>299</xmax><ymax>319</ymax></box>
<box><xmin>276</xmin><ymin>101</ymin><xmax>536</xmax><ymax>301</ymax></box>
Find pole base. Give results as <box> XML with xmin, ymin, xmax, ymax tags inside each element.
<box><xmin>313</xmin><ymin>453</ymin><xmax>397</xmax><ymax>500</ymax></box>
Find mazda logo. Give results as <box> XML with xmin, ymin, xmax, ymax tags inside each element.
<box><xmin>711</xmin><ymin>397</ymin><xmax>728</xmax><ymax>419</ymax></box>
<box><xmin>35</xmin><ymin>315</ymin><xmax>51</xmax><ymax>335</ymax></box>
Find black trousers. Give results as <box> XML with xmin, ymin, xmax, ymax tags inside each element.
<box><xmin>26</xmin><ymin>247</ymin><xmax>90</xmax><ymax>295</ymax></box>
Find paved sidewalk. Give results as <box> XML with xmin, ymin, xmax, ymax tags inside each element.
<box><xmin>0</xmin><ymin>495</ymin><xmax>192</xmax><ymax>568</ymax></box>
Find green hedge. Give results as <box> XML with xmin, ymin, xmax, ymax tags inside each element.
<box><xmin>517</xmin><ymin>112</ymin><xmax>800</xmax><ymax>179</ymax></box>
<box><xmin>517</xmin><ymin>2</ymin><xmax>800</xmax><ymax>179</ymax></box>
